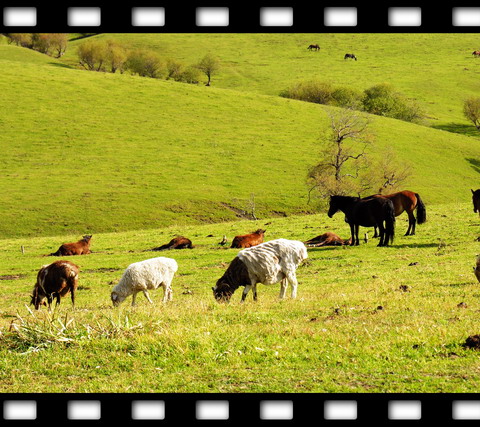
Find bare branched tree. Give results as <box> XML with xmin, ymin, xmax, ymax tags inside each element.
<box><xmin>307</xmin><ymin>109</ymin><xmax>374</xmax><ymax>203</ymax></box>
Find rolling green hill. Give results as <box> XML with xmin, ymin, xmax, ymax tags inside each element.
<box><xmin>1</xmin><ymin>36</ymin><xmax>480</xmax><ymax>238</ymax></box>
<box><xmin>63</xmin><ymin>33</ymin><xmax>480</xmax><ymax>128</ymax></box>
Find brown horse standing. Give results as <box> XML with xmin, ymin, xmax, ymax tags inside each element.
<box><xmin>473</xmin><ymin>51</ymin><xmax>480</xmax><ymax>57</ymax></box>
<box><xmin>308</xmin><ymin>44</ymin><xmax>320</xmax><ymax>51</ymax></box>
<box><xmin>365</xmin><ymin>190</ymin><xmax>426</xmax><ymax>236</ymax></box>
<box><xmin>471</xmin><ymin>189</ymin><xmax>480</xmax><ymax>215</ymax></box>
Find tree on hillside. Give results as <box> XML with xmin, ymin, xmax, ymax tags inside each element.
<box><xmin>196</xmin><ymin>54</ymin><xmax>220</xmax><ymax>86</ymax></box>
<box><xmin>77</xmin><ymin>39</ymin><xmax>108</xmax><ymax>71</ymax></box>
<box><xmin>464</xmin><ymin>97</ymin><xmax>480</xmax><ymax>130</ymax></box>
<box><xmin>307</xmin><ymin>109</ymin><xmax>412</xmax><ymax>205</ymax></box>
<box><xmin>307</xmin><ymin>109</ymin><xmax>374</xmax><ymax>202</ymax></box>
<box><xmin>369</xmin><ymin>148</ymin><xmax>412</xmax><ymax>194</ymax></box>
<box><xmin>126</xmin><ymin>49</ymin><xmax>164</xmax><ymax>78</ymax></box>
<box><xmin>105</xmin><ymin>40</ymin><xmax>127</xmax><ymax>73</ymax></box>
<box><xmin>6</xmin><ymin>33</ymin><xmax>32</xmax><ymax>48</ymax></box>
<box><xmin>49</xmin><ymin>33</ymin><xmax>68</xmax><ymax>58</ymax></box>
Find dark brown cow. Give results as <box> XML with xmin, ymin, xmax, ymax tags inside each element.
<box><xmin>230</xmin><ymin>229</ymin><xmax>265</xmax><ymax>249</ymax></box>
<box><xmin>304</xmin><ymin>232</ymin><xmax>352</xmax><ymax>247</ymax></box>
<box><xmin>50</xmin><ymin>235</ymin><xmax>92</xmax><ymax>256</ymax></box>
<box><xmin>152</xmin><ymin>236</ymin><xmax>193</xmax><ymax>251</ymax></box>
<box><xmin>472</xmin><ymin>189</ymin><xmax>480</xmax><ymax>216</ymax></box>
<box><xmin>30</xmin><ymin>260</ymin><xmax>79</xmax><ymax>310</ymax></box>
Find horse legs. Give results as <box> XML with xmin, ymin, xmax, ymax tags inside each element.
<box><xmin>349</xmin><ymin>223</ymin><xmax>356</xmax><ymax>246</ymax></box>
<box><xmin>377</xmin><ymin>223</ymin><xmax>386</xmax><ymax>246</ymax></box>
<box><xmin>354</xmin><ymin>225</ymin><xmax>360</xmax><ymax>245</ymax></box>
<box><xmin>405</xmin><ymin>212</ymin><xmax>416</xmax><ymax>236</ymax></box>
<box><xmin>373</xmin><ymin>225</ymin><xmax>379</xmax><ymax>238</ymax></box>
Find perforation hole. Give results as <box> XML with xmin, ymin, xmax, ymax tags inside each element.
<box><xmin>3</xmin><ymin>7</ymin><xmax>36</xmax><ymax>26</ymax></box>
<box><xmin>67</xmin><ymin>7</ymin><xmax>101</xmax><ymax>27</ymax></box>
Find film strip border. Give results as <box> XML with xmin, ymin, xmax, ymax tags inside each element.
<box><xmin>1</xmin><ymin>394</ymin><xmax>480</xmax><ymax>423</ymax></box>
<box><xmin>3</xmin><ymin>2</ymin><xmax>480</xmax><ymax>32</ymax></box>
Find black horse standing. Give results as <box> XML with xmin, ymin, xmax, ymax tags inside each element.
<box><xmin>327</xmin><ymin>195</ymin><xmax>395</xmax><ymax>247</ymax></box>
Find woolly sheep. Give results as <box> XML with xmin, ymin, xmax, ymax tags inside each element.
<box><xmin>213</xmin><ymin>238</ymin><xmax>308</xmax><ymax>302</ymax></box>
<box><xmin>111</xmin><ymin>257</ymin><xmax>178</xmax><ymax>307</ymax></box>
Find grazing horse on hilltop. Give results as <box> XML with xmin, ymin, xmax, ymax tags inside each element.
<box><xmin>344</xmin><ymin>53</ymin><xmax>357</xmax><ymax>61</ymax></box>
<box><xmin>328</xmin><ymin>195</ymin><xmax>395</xmax><ymax>247</ymax></box>
<box><xmin>471</xmin><ymin>189</ymin><xmax>480</xmax><ymax>215</ymax></box>
<box><xmin>364</xmin><ymin>190</ymin><xmax>426</xmax><ymax>236</ymax></box>
<box><xmin>308</xmin><ymin>44</ymin><xmax>321</xmax><ymax>51</ymax></box>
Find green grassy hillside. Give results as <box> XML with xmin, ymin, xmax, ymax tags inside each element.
<box><xmin>2</xmin><ymin>42</ymin><xmax>480</xmax><ymax>237</ymax></box>
<box><xmin>63</xmin><ymin>33</ymin><xmax>480</xmax><ymax>128</ymax></box>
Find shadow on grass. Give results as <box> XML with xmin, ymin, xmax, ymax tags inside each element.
<box><xmin>389</xmin><ymin>243</ymin><xmax>439</xmax><ymax>249</ymax></box>
<box><xmin>467</xmin><ymin>158</ymin><xmax>480</xmax><ymax>175</ymax></box>
<box><xmin>431</xmin><ymin>123</ymin><xmax>480</xmax><ymax>138</ymax></box>
<box><xmin>48</xmin><ymin>62</ymin><xmax>74</xmax><ymax>69</ymax></box>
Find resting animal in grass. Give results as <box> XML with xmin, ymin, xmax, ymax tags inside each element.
<box><xmin>213</xmin><ymin>239</ymin><xmax>307</xmax><ymax>302</ymax></box>
<box><xmin>49</xmin><ymin>235</ymin><xmax>92</xmax><ymax>256</ymax></box>
<box><xmin>230</xmin><ymin>229</ymin><xmax>265</xmax><ymax>249</ymax></box>
<box><xmin>111</xmin><ymin>257</ymin><xmax>178</xmax><ymax>307</ymax></box>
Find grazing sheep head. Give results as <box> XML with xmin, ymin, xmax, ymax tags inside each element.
<box><xmin>111</xmin><ymin>291</ymin><xmax>126</xmax><ymax>307</ymax></box>
<box><xmin>212</xmin><ymin>281</ymin><xmax>233</xmax><ymax>302</ymax></box>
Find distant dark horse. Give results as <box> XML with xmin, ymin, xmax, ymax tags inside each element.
<box><xmin>308</xmin><ymin>44</ymin><xmax>320</xmax><ymax>51</ymax></box>
<box><xmin>472</xmin><ymin>189</ymin><xmax>480</xmax><ymax>215</ymax></box>
<box><xmin>364</xmin><ymin>190</ymin><xmax>426</xmax><ymax>236</ymax></box>
<box><xmin>473</xmin><ymin>51</ymin><xmax>480</xmax><ymax>57</ymax></box>
<box><xmin>344</xmin><ymin>53</ymin><xmax>357</xmax><ymax>61</ymax></box>
<box><xmin>328</xmin><ymin>195</ymin><xmax>395</xmax><ymax>247</ymax></box>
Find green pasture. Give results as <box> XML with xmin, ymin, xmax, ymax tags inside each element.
<box><xmin>63</xmin><ymin>33</ymin><xmax>480</xmax><ymax>127</ymax></box>
<box><xmin>2</xmin><ymin>33</ymin><xmax>480</xmax><ymax>393</ymax></box>
<box><xmin>2</xmin><ymin>40</ymin><xmax>480</xmax><ymax>237</ymax></box>
<box><xmin>0</xmin><ymin>202</ymin><xmax>480</xmax><ymax>393</ymax></box>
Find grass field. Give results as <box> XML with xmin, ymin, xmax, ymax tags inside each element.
<box><xmin>62</xmin><ymin>33</ymin><xmax>480</xmax><ymax>127</ymax></box>
<box><xmin>2</xmin><ymin>33</ymin><xmax>480</xmax><ymax>393</ymax></box>
<box><xmin>1</xmin><ymin>202</ymin><xmax>480</xmax><ymax>393</ymax></box>
<box><xmin>2</xmin><ymin>37</ymin><xmax>480</xmax><ymax>237</ymax></box>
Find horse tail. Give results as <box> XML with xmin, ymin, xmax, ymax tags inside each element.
<box><xmin>415</xmin><ymin>193</ymin><xmax>427</xmax><ymax>224</ymax></box>
<box><xmin>385</xmin><ymin>201</ymin><xmax>396</xmax><ymax>244</ymax></box>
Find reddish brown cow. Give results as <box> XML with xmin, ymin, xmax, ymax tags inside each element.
<box><xmin>49</xmin><ymin>235</ymin><xmax>92</xmax><ymax>256</ymax></box>
<box><xmin>304</xmin><ymin>232</ymin><xmax>352</xmax><ymax>247</ymax></box>
<box><xmin>152</xmin><ymin>236</ymin><xmax>193</xmax><ymax>251</ymax></box>
<box><xmin>230</xmin><ymin>229</ymin><xmax>266</xmax><ymax>249</ymax></box>
<box><xmin>30</xmin><ymin>260</ymin><xmax>79</xmax><ymax>310</ymax></box>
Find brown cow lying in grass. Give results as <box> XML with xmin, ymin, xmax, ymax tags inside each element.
<box><xmin>304</xmin><ymin>232</ymin><xmax>351</xmax><ymax>247</ymax></box>
<box><xmin>49</xmin><ymin>235</ymin><xmax>92</xmax><ymax>256</ymax></box>
<box><xmin>152</xmin><ymin>236</ymin><xmax>193</xmax><ymax>251</ymax></box>
<box><xmin>230</xmin><ymin>229</ymin><xmax>266</xmax><ymax>249</ymax></box>
<box><xmin>31</xmin><ymin>260</ymin><xmax>79</xmax><ymax>310</ymax></box>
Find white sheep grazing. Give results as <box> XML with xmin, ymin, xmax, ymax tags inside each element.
<box><xmin>111</xmin><ymin>257</ymin><xmax>178</xmax><ymax>307</ymax></box>
<box><xmin>213</xmin><ymin>238</ymin><xmax>308</xmax><ymax>302</ymax></box>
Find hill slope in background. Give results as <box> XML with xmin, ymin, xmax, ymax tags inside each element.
<box><xmin>2</xmin><ymin>40</ymin><xmax>480</xmax><ymax>237</ymax></box>
<box><xmin>63</xmin><ymin>33</ymin><xmax>480</xmax><ymax>128</ymax></box>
